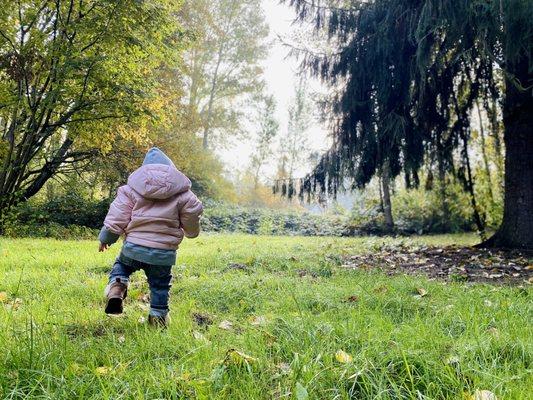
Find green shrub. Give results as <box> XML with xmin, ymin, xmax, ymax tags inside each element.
<box><xmin>13</xmin><ymin>193</ymin><xmax>111</xmax><ymax>229</ymax></box>
<box><xmin>347</xmin><ymin>183</ymin><xmax>475</xmax><ymax>235</ymax></box>
<box><xmin>2</xmin><ymin>218</ymin><xmax>97</xmax><ymax>239</ymax></box>
<box><xmin>201</xmin><ymin>201</ymin><xmax>349</xmax><ymax>237</ymax></box>
<box><xmin>2</xmin><ymin>185</ymin><xmax>482</xmax><ymax>239</ymax></box>
<box><xmin>393</xmin><ymin>183</ymin><xmax>473</xmax><ymax>234</ymax></box>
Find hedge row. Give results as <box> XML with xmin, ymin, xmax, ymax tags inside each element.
<box><xmin>2</xmin><ymin>196</ymin><xmax>350</xmax><ymax>238</ymax></box>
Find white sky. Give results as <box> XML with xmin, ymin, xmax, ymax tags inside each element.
<box><xmin>216</xmin><ymin>0</ymin><xmax>330</xmax><ymax>180</ymax></box>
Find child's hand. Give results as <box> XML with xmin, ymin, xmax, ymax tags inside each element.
<box><xmin>99</xmin><ymin>242</ymin><xmax>109</xmax><ymax>252</ymax></box>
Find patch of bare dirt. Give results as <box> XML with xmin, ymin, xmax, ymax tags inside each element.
<box><xmin>341</xmin><ymin>245</ymin><xmax>533</xmax><ymax>285</ymax></box>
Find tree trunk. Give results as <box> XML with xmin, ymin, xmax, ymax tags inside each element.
<box><xmin>476</xmin><ymin>100</ymin><xmax>493</xmax><ymax>202</ymax></box>
<box><xmin>461</xmin><ymin>130</ymin><xmax>486</xmax><ymax>241</ymax></box>
<box><xmin>480</xmin><ymin>56</ymin><xmax>533</xmax><ymax>250</ymax></box>
<box><xmin>202</xmin><ymin>47</ymin><xmax>222</xmax><ymax>149</ymax></box>
<box><xmin>23</xmin><ymin>138</ymin><xmax>73</xmax><ymax>200</ymax></box>
<box><xmin>487</xmin><ymin>99</ymin><xmax>505</xmax><ymax>189</ymax></box>
<box><xmin>381</xmin><ymin>167</ymin><xmax>394</xmax><ymax>231</ymax></box>
<box><xmin>436</xmin><ymin>144</ymin><xmax>450</xmax><ymax>231</ymax></box>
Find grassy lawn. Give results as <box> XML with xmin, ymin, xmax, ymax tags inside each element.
<box><xmin>0</xmin><ymin>234</ymin><xmax>531</xmax><ymax>399</ymax></box>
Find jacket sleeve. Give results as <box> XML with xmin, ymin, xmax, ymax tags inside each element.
<box><xmin>179</xmin><ymin>191</ymin><xmax>203</xmax><ymax>238</ymax></box>
<box><xmin>99</xmin><ymin>186</ymin><xmax>135</xmax><ymax>244</ymax></box>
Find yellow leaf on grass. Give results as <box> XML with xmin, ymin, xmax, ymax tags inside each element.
<box><xmin>335</xmin><ymin>350</ymin><xmax>353</xmax><ymax>363</ymax></box>
<box><xmin>416</xmin><ymin>288</ymin><xmax>428</xmax><ymax>297</ymax></box>
<box><xmin>178</xmin><ymin>372</ymin><xmax>192</xmax><ymax>381</ymax></box>
<box><xmin>95</xmin><ymin>366</ymin><xmax>112</xmax><ymax>376</ymax></box>
<box><xmin>68</xmin><ymin>363</ymin><xmax>82</xmax><ymax>375</ymax></box>
<box><xmin>223</xmin><ymin>349</ymin><xmax>257</xmax><ymax>366</ymax></box>
<box><xmin>0</xmin><ymin>292</ymin><xmax>8</xmax><ymax>303</ymax></box>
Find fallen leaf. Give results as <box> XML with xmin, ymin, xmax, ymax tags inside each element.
<box><xmin>0</xmin><ymin>292</ymin><xmax>8</xmax><ymax>303</ymax></box>
<box><xmin>218</xmin><ymin>320</ymin><xmax>233</xmax><ymax>330</ymax></box>
<box><xmin>68</xmin><ymin>363</ymin><xmax>82</xmax><ymax>374</ymax></box>
<box><xmin>295</xmin><ymin>382</ymin><xmax>309</xmax><ymax>400</ymax></box>
<box><xmin>346</xmin><ymin>295</ymin><xmax>359</xmax><ymax>303</ymax></box>
<box><xmin>223</xmin><ymin>349</ymin><xmax>257</xmax><ymax>366</ymax></box>
<box><xmin>487</xmin><ymin>327</ymin><xmax>500</xmax><ymax>338</ymax></box>
<box><xmin>262</xmin><ymin>331</ymin><xmax>277</xmax><ymax>345</ymax></box>
<box><xmin>525</xmin><ymin>265</ymin><xmax>533</xmax><ymax>271</ymax></box>
<box><xmin>374</xmin><ymin>285</ymin><xmax>388</xmax><ymax>294</ymax></box>
<box><xmin>118</xmin><ymin>335</ymin><xmax>125</xmax><ymax>344</ymax></box>
<box><xmin>416</xmin><ymin>287</ymin><xmax>428</xmax><ymax>297</ymax></box>
<box><xmin>250</xmin><ymin>315</ymin><xmax>267</xmax><ymax>326</ymax></box>
<box><xmin>445</xmin><ymin>355</ymin><xmax>460</xmax><ymax>365</ymax></box>
<box><xmin>5</xmin><ymin>298</ymin><xmax>23</xmax><ymax>311</ymax></box>
<box><xmin>177</xmin><ymin>372</ymin><xmax>191</xmax><ymax>381</ymax></box>
<box><xmin>277</xmin><ymin>362</ymin><xmax>291</xmax><ymax>374</ymax></box>
<box><xmin>472</xmin><ymin>389</ymin><xmax>497</xmax><ymax>400</ymax></box>
<box><xmin>192</xmin><ymin>330</ymin><xmax>209</xmax><ymax>342</ymax></box>
<box><xmin>137</xmin><ymin>293</ymin><xmax>150</xmax><ymax>303</ymax></box>
<box><xmin>95</xmin><ymin>366</ymin><xmax>112</xmax><ymax>376</ymax></box>
<box><xmin>335</xmin><ymin>350</ymin><xmax>353</xmax><ymax>363</ymax></box>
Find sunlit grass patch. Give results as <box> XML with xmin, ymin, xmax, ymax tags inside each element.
<box><xmin>0</xmin><ymin>233</ymin><xmax>531</xmax><ymax>399</ymax></box>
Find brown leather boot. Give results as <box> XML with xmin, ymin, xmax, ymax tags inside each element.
<box><xmin>105</xmin><ymin>278</ymin><xmax>128</xmax><ymax>315</ymax></box>
<box><xmin>148</xmin><ymin>314</ymin><xmax>169</xmax><ymax>328</ymax></box>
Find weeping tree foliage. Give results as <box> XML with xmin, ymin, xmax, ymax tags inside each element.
<box><xmin>280</xmin><ymin>0</ymin><xmax>532</xmax><ymax>249</ymax></box>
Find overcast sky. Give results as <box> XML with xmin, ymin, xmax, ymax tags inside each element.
<box><xmin>216</xmin><ymin>0</ymin><xmax>330</xmax><ymax>180</ymax></box>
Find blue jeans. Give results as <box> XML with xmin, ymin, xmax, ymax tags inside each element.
<box><xmin>108</xmin><ymin>254</ymin><xmax>172</xmax><ymax>317</ymax></box>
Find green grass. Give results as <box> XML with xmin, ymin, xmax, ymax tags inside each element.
<box><xmin>0</xmin><ymin>233</ymin><xmax>531</xmax><ymax>399</ymax></box>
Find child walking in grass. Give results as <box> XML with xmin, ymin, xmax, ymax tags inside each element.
<box><xmin>98</xmin><ymin>147</ymin><xmax>203</xmax><ymax>327</ymax></box>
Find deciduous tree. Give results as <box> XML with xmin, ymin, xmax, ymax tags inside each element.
<box><xmin>0</xmin><ymin>0</ymin><xmax>183</xmax><ymax>217</ymax></box>
<box><xmin>180</xmin><ymin>0</ymin><xmax>269</xmax><ymax>149</ymax></box>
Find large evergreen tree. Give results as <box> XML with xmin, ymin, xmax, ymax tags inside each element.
<box><xmin>284</xmin><ymin>0</ymin><xmax>532</xmax><ymax>249</ymax></box>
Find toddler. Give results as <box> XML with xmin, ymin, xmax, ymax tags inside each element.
<box><xmin>98</xmin><ymin>147</ymin><xmax>203</xmax><ymax>327</ymax></box>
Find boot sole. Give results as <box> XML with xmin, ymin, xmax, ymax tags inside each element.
<box><xmin>105</xmin><ymin>297</ymin><xmax>123</xmax><ymax>315</ymax></box>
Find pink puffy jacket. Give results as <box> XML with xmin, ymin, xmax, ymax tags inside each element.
<box><xmin>103</xmin><ymin>163</ymin><xmax>203</xmax><ymax>250</ymax></box>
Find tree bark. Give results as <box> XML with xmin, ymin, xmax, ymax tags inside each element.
<box><xmin>22</xmin><ymin>138</ymin><xmax>73</xmax><ymax>200</ymax></box>
<box><xmin>436</xmin><ymin>143</ymin><xmax>450</xmax><ymax>232</ymax></box>
<box><xmin>476</xmin><ymin>100</ymin><xmax>493</xmax><ymax>202</ymax></box>
<box><xmin>479</xmin><ymin>56</ymin><xmax>533</xmax><ymax>250</ymax></box>
<box><xmin>488</xmin><ymin>99</ymin><xmax>505</xmax><ymax>185</ymax></box>
<box><xmin>202</xmin><ymin>45</ymin><xmax>223</xmax><ymax>149</ymax></box>
<box><xmin>381</xmin><ymin>166</ymin><xmax>394</xmax><ymax>231</ymax></box>
<box><xmin>461</xmin><ymin>130</ymin><xmax>486</xmax><ymax>241</ymax></box>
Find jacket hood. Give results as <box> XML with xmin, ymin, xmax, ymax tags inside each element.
<box><xmin>128</xmin><ymin>148</ymin><xmax>191</xmax><ymax>200</ymax></box>
<box><xmin>142</xmin><ymin>147</ymin><xmax>175</xmax><ymax>167</ymax></box>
